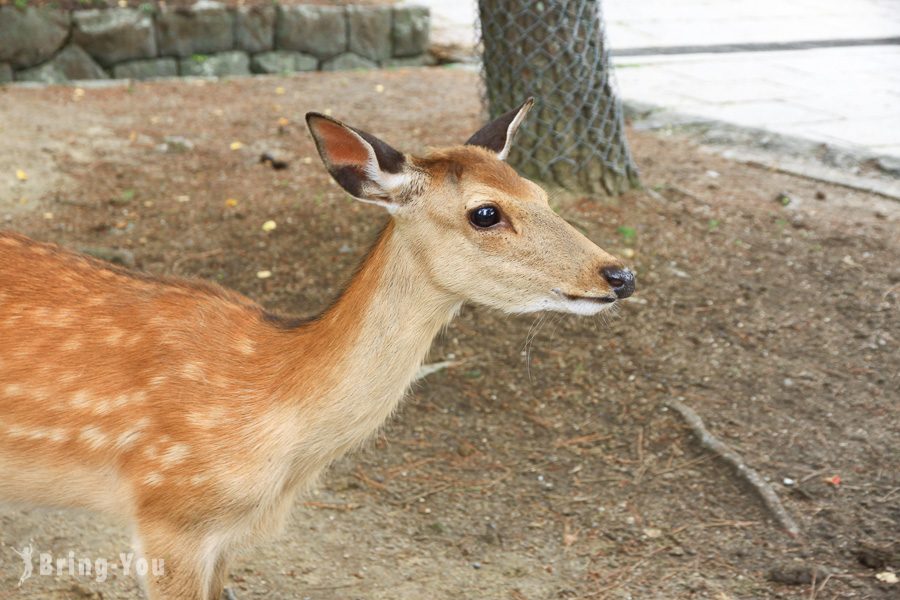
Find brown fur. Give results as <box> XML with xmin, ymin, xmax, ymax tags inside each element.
<box><xmin>414</xmin><ymin>146</ymin><xmax>536</xmax><ymax>201</ymax></box>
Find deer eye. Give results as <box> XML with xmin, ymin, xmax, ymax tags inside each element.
<box><xmin>469</xmin><ymin>205</ymin><xmax>501</xmax><ymax>228</ymax></box>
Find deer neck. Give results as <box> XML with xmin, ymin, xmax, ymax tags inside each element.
<box><xmin>281</xmin><ymin>220</ymin><xmax>461</xmax><ymax>453</ymax></box>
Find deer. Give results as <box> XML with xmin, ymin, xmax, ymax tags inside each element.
<box><xmin>0</xmin><ymin>98</ymin><xmax>635</xmax><ymax>599</ymax></box>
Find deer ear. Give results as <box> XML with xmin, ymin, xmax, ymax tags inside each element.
<box><xmin>306</xmin><ymin>113</ymin><xmax>413</xmax><ymax>210</ymax></box>
<box><xmin>465</xmin><ymin>97</ymin><xmax>534</xmax><ymax>161</ymax></box>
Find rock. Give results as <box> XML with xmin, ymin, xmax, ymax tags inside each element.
<box><xmin>17</xmin><ymin>44</ymin><xmax>108</xmax><ymax>83</ymax></box>
<box><xmin>767</xmin><ymin>562</ymin><xmax>831</xmax><ymax>585</ymax></box>
<box><xmin>392</xmin><ymin>5</ymin><xmax>430</xmax><ymax>58</ymax></box>
<box><xmin>259</xmin><ymin>149</ymin><xmax>291</xmax><ymax>170</ymax></box>
<box><xmin>72</xmin><ymin>8</ymin><xmax>156</xmax><ymax>67</ymax></box>
<box><xmin>0</xmin><ymin>6</ymin><xmax>71</xmax><ymax>69</ymax></box>
<box><xmin>383</xmin><ymin>54</ymin><xmax>436</xmax><ymax>68</ymax></box>
<box><xmin>0</xmin><ymin>63</ymin><xmax>12</xmax><ymax>84</ymax></box>
<box><xmin>321</xmin><ymin>52</ymin><xmax>377</xmax><ymax>71</ymax></box>
<box><xmin>179</xmin><ymin>51</ymin><xmax>250</xmax><ymax>77</ymax></box>
<box><xmin>429</xmin><ymin>42</ymin><xmax>477</xmax><ymax>65</ymax></box>
<box><xmin>856</xmin><ymin>540</ymin><xmax>900</xmax><ymax>570</ymax></box>
<box><xmin>67</xmin><ymin>582</ymin><xmax>103</xmax><ymax>599</ymax></box>
<box><xmin>822</xmin><ymin>145</ymin><xmax>860</xmax><ymax>171</ymax></box>
<box><xmin>775</xmin><ymin>191</ymin><xmax>795</xmax><ymax>207</ymax></box>
<box><xmin>876</xmin><ymin>155</ymin><xmax>900</xmax><ymax>178</ymax></box>
<box><xmin>235</xmin><ymin>6</ymin><xmax>275</xmax><ymax>54</ymax></box>
<box><xmin>112</xmin><ymin>58</ymin><xmax>178</xmax><ymax>80</ymax></box>
<box><xmin>876</xmin><ymin>571</ymin><xmax>899</xmax><ymax>584</ymax></box>
<box><xmin>80</xmin><ymin>247</ymin><xmax>136</xmax><ymax>268</ymax></box>
<box><xmin>156</xmin><ymin>135</ymin><xmax>194</xmax><ymax>153</ymax></box>
<box><xmin>276</xmin><ymin>6</ymin><xmax>347</xmax><ymax>60</ymax></box>
<box><xmin>347</xmin><ymin>6</ymin><xmax>392</xmax><ymax>62</ymax></box>
<box><xmin>250</xmin><ymin>51</ymin><xmax>317</xmax><ymax>74</ymax></box>
<box><xmin>156</xmin><ymin>1</ymin><xmax>234</xmax><ymax>58</ymax></box>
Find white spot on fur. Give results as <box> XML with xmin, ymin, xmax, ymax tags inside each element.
<box><xmin>143</xmin><ymin>472</ymin><xmax>164</xmax><ymax>487</ymax></box>
<box><xmin>57</xmin><ymin>372</ymin><xmax>78</xmax><ymax>385</ymax></box>
<box><xmin>5</xmin><ymin>425</ymin><xmax>26</xmax><ymax>439</ymax></box>
<box><xmin>189</xmin><ymin>474</ymin><xmax>210</xmax><ymax>486</ymax></box>
<box><xmin>3</xmin><ymin>383</ymin><xmax>24</xmax><ymax>397</ymax></box>
<box><xmin>187</xmin><ymin>407</ymin><xmax>225</xmax><ymax>430</ymax></box>
<box><xmin>10</xmin><ymin>426</ymin><xmax>67</xmax><ymax>442</ymax></box>
<box><xmin>51</xmin><ymin>308</ymin><xmax>75</xmax><ymax>328</ymax></box>
<box><xmin>111</xmin><ymin>393</ymin><xmax>129</xmax><ymax>408</ymax></box>
<box><xmin>161</xmin><ymin>443</ymin><xmax>191</xmax><ymax>467</ymax></box>
<box><xmin>61</xmin><ymin>335</ymin><xmax>83</xmax><ymax>352</ymax></box>
<box><xmin>70</xmin><ymin>390</ymin><xmax>92</xmax><ymax>409</ymax></box>
<box><xmin>79</xmin><ymin>426</ymin><xmax>109</xmax><ymax>450</ymax></box>
<box><xmin>235</xmin><ymin>337</ymin><xmax>256</xmax><ymax>355</ymax></box>
<box><xmin>48</xmin><ymin>428</ymin><xmax>69</xmax><ymax>443</ymax></box>
<box><xmin>105</xmin><ymin>327</ymin><xmax>125</xmax><ymax>346</ymax></box>
<box><xmin>180</xmin><ymin>361</ymin><xmax>206</xmax><ymax>382</ymax></box>
<box><xmin>92</xmin><ymin>398</ymin><xmax>112</xmax><ymax>415</ymax></box>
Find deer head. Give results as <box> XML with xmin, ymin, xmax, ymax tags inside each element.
<box><xmin>306</xmin><ymin>98</ymin><xmax>635</xmax><ymax>316</ymax></box>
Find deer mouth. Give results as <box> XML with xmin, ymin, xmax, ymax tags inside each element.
<box><xmin>562</xmin><ymin>293</ymin><xmax>617</xmax><ymax>304</ymax></box>
<box><xmin>552</xmin><ymin>289</ymin><xmax>618</xmax><ymax>305</ymax></box>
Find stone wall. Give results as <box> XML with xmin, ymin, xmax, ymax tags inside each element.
<box><xmin>0</xmin><ymin>2</ymin><xmax>431</xmax><ymax>84</ymax></box>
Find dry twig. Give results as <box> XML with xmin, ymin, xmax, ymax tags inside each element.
<box><xmin>666</xmin><ymin>399</ymin><xmax>802</xmax><ymax>538</ymax></box>
<box><xmin>302</xmin><ymin>501</ymin><xmax>360</xmax><ymax>511</ymax></box>
<box><xmin>171</xmin><ymin>248</ymin><xmax>223</xmax><ymax>274</ymax></box>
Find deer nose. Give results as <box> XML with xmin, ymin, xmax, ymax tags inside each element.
<box><xmin>601</xmin><ymin>267</ymin><xmax>635</xmax><ymax>299</ymax></box>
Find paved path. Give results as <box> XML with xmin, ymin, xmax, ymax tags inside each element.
<box><xmin>420</xmin><ymin>0</ymin><xmax>900</xmax><ymax>161</ymax></box>
<box><xmin>604</xmin><ymin>0</ymin><xmax>900</xmax><ymax>48</ymax></box>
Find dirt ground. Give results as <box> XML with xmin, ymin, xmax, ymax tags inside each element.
<box><xmin>0</xmin><ymin>69</ymin><xmax>897</xmax><ymax>600</ymax></box>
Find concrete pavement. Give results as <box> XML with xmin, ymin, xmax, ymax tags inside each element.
<box><xmin>420</xmin><ymin>0</ymin><xmax>900</xmax><ymax>163</ymax></box>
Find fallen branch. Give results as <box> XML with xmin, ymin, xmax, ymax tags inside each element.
<box><xmin>666</xmin><ymin>399</ymin><xmax>802</xmax><ymax>539</ymax></box>
<box><xmin>302</xmin><ymin>501</ymin><xmax>360</xmax><ymax>511</ymax></box>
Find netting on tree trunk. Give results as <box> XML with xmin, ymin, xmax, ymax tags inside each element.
<box><xmin>477</xmin><ymin>0</ymin><xmax>638</xmax><ymax>193</ymax></box>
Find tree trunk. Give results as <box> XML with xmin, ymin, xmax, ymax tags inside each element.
<box><xmin>477</xmin><ymin>0</ymin><xmax>639</xmax><ymax>194</ymax></box>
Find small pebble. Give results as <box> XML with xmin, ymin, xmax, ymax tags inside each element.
<box><xmin>876</xmin><ymin>571</ymin><xmax>898</xmax><ymax>584</ymax></box>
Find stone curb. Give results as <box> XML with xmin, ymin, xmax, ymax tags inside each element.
<box><xmin>0</xmin><ymin>2</ymin><xmax>431</xmax><ymax>83</ymax></box>
<box><xmin>623</xmin><ymin>99</ymin><xmax>900</xmax><ymax>185</ymax></box>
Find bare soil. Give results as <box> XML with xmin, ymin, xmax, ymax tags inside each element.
<box><xmin>0</xmin><ymin>69</ymin><xmax>898</xmax><ymax>600</ymax></box>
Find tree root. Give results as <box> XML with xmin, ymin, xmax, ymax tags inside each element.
<box><xmin>666</xmin><ymin>399</ymin><xmax>802</xmax><ymax>539</ymax></box>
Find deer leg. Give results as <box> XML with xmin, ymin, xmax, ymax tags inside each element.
<box><xmin>208</xmin><ymin>549</ymin><xmax>236</xmax><ymax>600</ymax></box>
<box><xmin>137</xmin><ymin>522</ymin><xmax>216</xmax><ymax>600</ymax></box>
